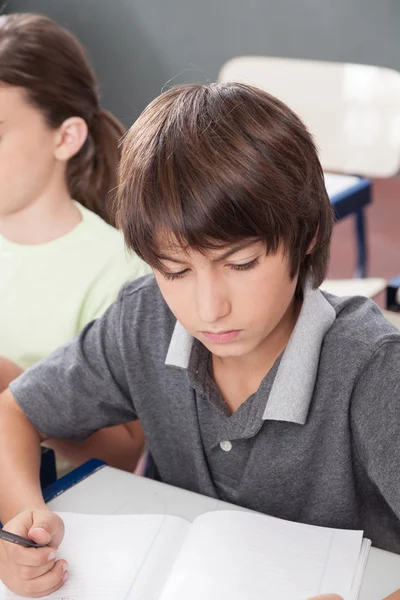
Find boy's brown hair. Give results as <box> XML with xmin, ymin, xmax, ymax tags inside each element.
<box><xmin>115</xmin><ymin>82</ymin><xmax>333</xmax><ymax>289</ymax></box>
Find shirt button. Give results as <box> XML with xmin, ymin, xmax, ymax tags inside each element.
<box><xmin>220</xmin><ymin>440</ymin><xmax>232</xmax><ymax>452</ymax></box>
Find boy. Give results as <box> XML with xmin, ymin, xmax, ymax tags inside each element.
<box><xmin>0</xmin><ymin>83</ymin><xmax>400</xmax><ymax>598</ymax></box>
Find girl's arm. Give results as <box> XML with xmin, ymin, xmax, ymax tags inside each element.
<box><xmin>43</xmin><ymin>420</ymin><xmax>145</xmax><ymax>473</ymax></box>
<box><xmin>0</xmin><ymin>357</ymin><xmax>23</xmax><ymax>394</ymax></box>
<box><xmin>0</xmin><ymin>357</ymin><xmax>145</xmax><ymax>473</ymax></box>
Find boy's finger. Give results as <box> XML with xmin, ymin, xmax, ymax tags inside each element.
<box><xmin>308</xmin><ymin>596</ymin><xmax>343</xmax><ymax>600</ymax></box>
<box><xmin>16</xmin><ymin>559</ymin><xmax>56</xmax><ymax>581</ymax></box>
<box><xmin>13</xmin><ymin>544</ymin><xmax>57</xmax><ymax>567</ymax></box>
<box><xmin>28</xmin><ymin>526</ymin><xmax>52</xmax><ymax>546</ymax></box>
<box><xmin>19</xmin><ymin>559</ymin><xmax>68</xmax><ymax>597</ymax></box>
<box><xmin>29</xmin><ymin>510</ymin><xmax>65</xmax><ymax>549</ymax></box>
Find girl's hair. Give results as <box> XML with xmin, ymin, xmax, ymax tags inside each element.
<box><xmin>116</xmin><ymin>83</ymin><xmax>334</xmax><ymax>290</ymax></box>
<box><xmin>0</xmin><ymin>13</ymin><xmax>125</xmax><ymax>225</ymax></box>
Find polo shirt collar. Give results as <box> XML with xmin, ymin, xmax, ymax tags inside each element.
<box><xmin>262</xmin><ymin>285</ymin><xmax>336</xmax><ymax>424</ymax></box>
<box><xmin>164</xmin><ymin>320</ymin><xmax>193</xmax><ymax>369</ymax></box>
<box><xmin>165</xmin><ymin>285</ymin><xmax>336</xmax><ymax>424</ymax></box>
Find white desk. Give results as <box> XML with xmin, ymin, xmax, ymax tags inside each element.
<box><xmin>48</xmin><ymin>465</ymin><xmax>400</xmax><ymax>600</ymax></box>
<box><xmin>320</xmin><ymin>278</ymin><xmax>387</xmax><ymax>299</ymax></box>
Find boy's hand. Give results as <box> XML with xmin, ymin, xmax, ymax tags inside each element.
<box><xmin>309</xmin><ymin>596</ymin><xmax>343</xmax><ymax>599</ymax></box>
<box><xmin>0</xmin><ymin>508</ymin><xmax>67</xmax><ymax>597</ymax></box>
<box><xmin>309</xmin><ymin>593</ymin><xmax>400</xmax><ymax>600</ymax></box>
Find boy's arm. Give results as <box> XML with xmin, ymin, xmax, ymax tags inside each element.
<box><xmin>310</xmin><ymin>597</ymin><xmax>400</xmax><ymax>600</ymax></box>
<box><xmin>0</xmin><ymin>287</ymin><xmax>139</xmax><ymax>593</ymax></box>
<box><xmin>0</xmin><ymin>289</ymin><xmax>137</xmax><ymax>595</ymax></box>
<box><xmin>0</xmin><ymin>388</ymin><xmax>45</xmax><ymax>522</ymax></box>
<box><xmin>351</xmin><ymin>340</ymin><xmax>400</xmax><ymax>521</ymax></box>
<box><xmin>349</xmin><ymin>340</ymin><xmax>400</xmax><ymax>599</ymax></box>
<box><xmin>0</xmin><ymin>388</ymin><xmax>67</xmax><ymax>596</ymax></box>
<box><xmin>309</xmin><ymin>593</ymin><xmax>400</xmax><ymax>599</ymax></box>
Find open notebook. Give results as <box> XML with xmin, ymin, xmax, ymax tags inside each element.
<box><xmin>1</xmin><ymin>510</ymin><xmax>370</xmax><ymax>600</ymax></box>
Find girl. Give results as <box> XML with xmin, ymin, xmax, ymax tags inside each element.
<box><xmin>0</xmin><ymin>13</ymin><xmax>148</xmax><ymax>472</ymax></box>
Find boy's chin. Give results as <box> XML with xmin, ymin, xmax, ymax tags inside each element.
<box><xmin>201</xmin><ymin>339</ymin><xmax>250</xmax><ymax>358</ymax></box>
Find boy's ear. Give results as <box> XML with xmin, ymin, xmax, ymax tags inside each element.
<box><xmin>306</xmin><ymin>228</ymin><xmax>319</xmax><ymax>255</ymax></box>
<box><xmin>53</xmin><ymin>117</ymin><xmax>88</xmax><ymax>162</ymax></box>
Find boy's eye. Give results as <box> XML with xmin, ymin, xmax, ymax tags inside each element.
<box><xmin>230</xmin><ymin>258</ymin><xmax>259</xmax><ymax>272</ymax></box>
<box><xmin>163</xmin><ymin>269</ymin><xmax>189</xmax><ymax>281</ymax></box>
<box><xmin>162</xmin><ymin>257</ymin><xmax>259</xmax><ymax>280</ymax></box>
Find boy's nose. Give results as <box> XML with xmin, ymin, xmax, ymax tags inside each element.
<box><xmin>196</xmin><ymin>280</ymin><xmax>230</xmax><ymax>325</ymax></box>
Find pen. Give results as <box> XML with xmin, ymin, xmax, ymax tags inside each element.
<box><xmin>0</xmin><ymin>528</ymin><xmax>47</xmax><ymax>548</ymax></box>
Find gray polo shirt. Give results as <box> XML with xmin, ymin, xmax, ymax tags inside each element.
<box><xmin>10</xmin><ymin>275</ymin><xmax>400</xmax><ymax>553</ymax></box>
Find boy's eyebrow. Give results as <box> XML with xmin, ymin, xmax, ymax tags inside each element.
<box><xmin>158</xmin><ymin>241</ymin><xmax>260</xmax><ymax>264</ymax></box>
<box><xmin>213</xmin><ymin>241</ymin><xmax>260</xmax><ymax>261</ymax></box>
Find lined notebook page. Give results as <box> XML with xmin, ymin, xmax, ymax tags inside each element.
<box><xmin>1</xmin><ymin>513</ymin><xmax>189</xmax><ymax>600</ymax></box>
<box><xmin>159</xmin><ymin>511</ymin><xmax>364</xmax><ymax>600</ymax></box>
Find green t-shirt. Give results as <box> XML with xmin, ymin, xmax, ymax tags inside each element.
<box><xmin>0</xmin><ymin>202</ymin><xmax>150</xmax><ymax>369</ymax></box>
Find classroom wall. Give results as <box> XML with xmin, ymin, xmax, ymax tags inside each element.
<box><xmin>7</xmin><ymin>0</ymin><xmax>400</xmax><ymax>126</ymax></box>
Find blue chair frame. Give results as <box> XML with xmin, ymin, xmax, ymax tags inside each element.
<box><xmin>386</xmin><ymin>276</ymin><xmax>400</xmax><ymax>312</ymax></box>
<box><xmin>329</xmin><ymin>178</ymin><xmax>371</xmax><ymax>279</ymax></box>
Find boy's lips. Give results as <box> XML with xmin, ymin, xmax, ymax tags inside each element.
<box><xmin>201</xmin><ymin>330</ymin><xmax>241</xmax><ymax>343</ymax></box>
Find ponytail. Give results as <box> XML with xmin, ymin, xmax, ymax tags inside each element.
<box><xmin>67</xmin><ymin>109</ymin><xmax>125</xmax><ymax>226</ymax></box>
